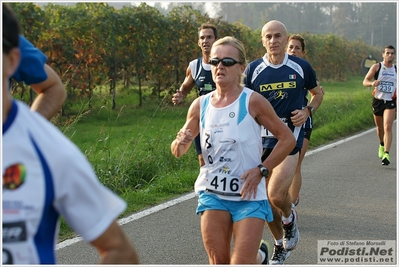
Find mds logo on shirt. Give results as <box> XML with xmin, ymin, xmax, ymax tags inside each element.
<box><xmin>259</xmin><ymin>81</ymin><xmax>296</xmax><ymax>92</ymax></box>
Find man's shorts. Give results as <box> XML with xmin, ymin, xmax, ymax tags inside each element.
<box><xmin>303</xmin><ymin>116</ymin><xmax>313</xmax><ymax>141</ymax></box>
<box><xmin>193</xmin><ymin>134</ymin><xmax>201</xmax><ymax>155</ymax></box>
<box><xmin>372</xmin><ymin>97</ymin><xmax>396</xmax><ymax>116</ymax></box>
<box><xmin>303</xmin><ymin>127</ymin><xmax>312</xmax><ymax>141</ymax></box>
<box><xmin>261</xmin><ymin>147</ymin><xmax>300</xmax><ymax>162</ymax></box>
<box><xmin>196</xmin><ymin>191</ymin><xmax>273</xmax><ymax>223</ymax></box>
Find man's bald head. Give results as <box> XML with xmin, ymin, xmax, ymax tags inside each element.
<box><xmin>261</xmin><ymin>20</ymin><xmax>288</xmax><ymax>38</ymax></box>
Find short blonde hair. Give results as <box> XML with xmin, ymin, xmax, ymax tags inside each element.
<box><xmin>212</xmin><ymin>36</ymin><xmax>246</xmax><ymax>65</ymax></box>
<box><xmin>211</xmin><ymin>36</ymin><xmax>247</xmax><ymax>85</ymax></box>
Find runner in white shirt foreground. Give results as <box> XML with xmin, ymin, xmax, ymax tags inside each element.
<box><xmin>2</xmin><ymin>4</ymin><xmax>139</xmax><ymax>264</ymax></box>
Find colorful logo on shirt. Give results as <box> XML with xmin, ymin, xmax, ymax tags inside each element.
<box><xmin>271</xmin><ymin>90</ymin><xmax>288</xmax><ymax>100</ymax></box>
<box><xmin>289</xmin><ymin>74</ymin><xmax>296</xmax><ymax>79</ymax></box>
<box><xmin>219</xmin><ymin>166</ymin><xmax>231</xmax><ymax>174</ymax></box>
<box><xmin>3</xmin><ymin>164</ymin><xmax>26</xmax><ymax>190</ymax></box>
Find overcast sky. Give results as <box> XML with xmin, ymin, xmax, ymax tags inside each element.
<box><xmin>130</xmin><ymin>2</ymin><xmax>218</xmax><ymax>17</ymax></box>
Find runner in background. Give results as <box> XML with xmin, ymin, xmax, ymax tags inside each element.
<box><xmin>363</xmin><ymin>45</ymin><xmax>397</xmax><ymax>165</ymax></box>
<box><xmin>286</xmin><ymin>34</ymin><xmax>325</xmax><ymax>207</ymax></box>
<box><xmin>172</xmin><ymin>23</ymin><xmax>218</xmax><ymax>167</ymax></box>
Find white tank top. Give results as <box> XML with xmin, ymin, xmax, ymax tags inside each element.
<box><xmin>375</xmin><ymin>62</ymin><xmax>397</xmax><ymax>101</ymax></box>
<box><xmin>194</xmin><ymin>87</ymin><xmax>267</xmax><ymax>201</ymax></box>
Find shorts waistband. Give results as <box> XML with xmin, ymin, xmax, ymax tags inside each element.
<box><xmin>374</xmin><ymin>97</ymin><xmax>392</xmax><ymax>103</ymax></box>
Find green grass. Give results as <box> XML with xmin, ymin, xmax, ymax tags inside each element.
<box><xmin>47</xmin><ymin>76</ymin><xmax>376</xmax><ymax>240</ymax></box>
<box><xmin>310</xmin><ymin>77</ymin><xmax>375</xmax><ymax>147</ymax></box>
<box><xmin>56</xmin><ymin>87</ymin><xmax>200</xmax><ymax>240</ymax></box>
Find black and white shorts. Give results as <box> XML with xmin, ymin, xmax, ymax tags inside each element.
<box><xmin>372</xmin><ymin>97</ymin><xmax>396</xmax><ymax>116</ymax></box>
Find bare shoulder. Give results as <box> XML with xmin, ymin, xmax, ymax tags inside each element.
<box><xmin>186</xmin><ymin>64</ymin><xmax>192</xmax><ymax>75</ymax></box>
<box><xmin>370</xmin><ymin>62</ymin><xmax>380</xmax><ymax>72</ymax></box>
<box><xmin>191</xmin><ymin>96</ymin><xmax>201</xmax><ymax>107</ymax></box>
<box><xmin>249</xmin><ymin>90</ymin><xmax>267</xmax><ymax>106</ymax></box>
<box><xmin>187</xmin><ymin>97</ymin><xmax>201</xmax><ymax>116</ymax></box>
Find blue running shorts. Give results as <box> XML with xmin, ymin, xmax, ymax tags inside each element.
<box><xmin>196</xmin><ymin>191</ymin><xmax>274</xmax><ymax>223</ymax></box>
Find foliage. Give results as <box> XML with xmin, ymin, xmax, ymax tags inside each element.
<box><xmin>9</xmin><ymin>2</ymin><xmax>46</xmax><ymax>44</ymax></box>
<box><xmin>10</xmin><ymin>2</ymin><xmax>385</xmax><ymax>116</ymax></box>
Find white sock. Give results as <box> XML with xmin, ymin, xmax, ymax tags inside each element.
<box><xmin>259</xmin><ymin>249</ymin><xmax>266</xmax><ymax>262</ymax></box>
<box><xmin>282</xmin><ymin>212</ymin><xmax>293</xmax><ymax>225</ymax></box>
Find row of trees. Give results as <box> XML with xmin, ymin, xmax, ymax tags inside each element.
<box><xmin>10</xmin><ymin>2</ymin><xmax>383</xmax><ymax>114</ymax></box>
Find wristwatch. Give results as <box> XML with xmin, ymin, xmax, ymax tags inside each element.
<box><xmin>306</xmin><ymin>106</ymin><xmax>314</xmax><ymax>116</ymax></box>
<box><xmin>257</xmin><ymin>164</ymin><xmax>269</xmax><ymax>178</ymax></box>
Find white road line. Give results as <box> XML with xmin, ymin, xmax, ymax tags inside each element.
<box><xmin>56</xmin><ymin>125</ymin><xmax>383</xmax><ymax>250</ymax></box>
<box><xmin>56</xmin><ymin>192</ymin><xmax>196</xmax><ymax>250</ymax></box>
<box><xmin>305</xmin><ymin>128</ymin><xmax>375</xmax><ymax>156</ymax></box>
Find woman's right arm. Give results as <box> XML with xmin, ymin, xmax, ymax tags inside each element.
<box><xmin>171</xmin><ymin>97</ymin><xmax>200</xmax><ymax>158</ymax></box>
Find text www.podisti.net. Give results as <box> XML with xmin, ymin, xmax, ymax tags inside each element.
<box><xmin>317</xmin><ymin>240</ymin><xmax>396</xmax><ymax>265</ymax></box>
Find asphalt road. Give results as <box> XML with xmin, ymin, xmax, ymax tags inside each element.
<box><xmin>56</xmin><ymin>124</ymin><xmax>397</xmax><ymax>265</ymax></box>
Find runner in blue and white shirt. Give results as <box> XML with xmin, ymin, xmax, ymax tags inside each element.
<box><xmin>2</xmin><ymin>5</ymin><xmax>139</xmax><ymax>264</ymax></box>
<box><xmin>243</xmin><ymin>20</ymin><xmax>323</xmax><ymax>264</ymax></box>
<box><xmin>244</xmin><ymin>52</ymin><xmax>317</xmax><ymax>152</ymax></box>
<box><xmin>172</xmin><ymin>23</ymin><xmax>218</xmax><ymax>167</ymax></box>
<box><xmin>171</xmin><ymin>36</ymin><xmax>295</xmax><ymax>264</ymax></box>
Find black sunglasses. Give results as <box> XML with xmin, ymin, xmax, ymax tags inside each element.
<box><xmin>209</xmin><ymin>57</ymin><xmax>241</xmax><ymax>67</ymax></box>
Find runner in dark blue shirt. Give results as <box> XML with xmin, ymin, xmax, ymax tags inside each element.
<box><xmin>244</xmin><ymin>20</ymin><xmax>323</xmax><ymax>265</ymax></box>
<box><xmin>172</xmin><ymin>23</ymin><xmax>218</xmax><ymax>166</ymax></box>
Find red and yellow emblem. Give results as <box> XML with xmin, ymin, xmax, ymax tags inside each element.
<box><xmin>3</xmin><ymin>164</ymin><xmax>26</xmax><ymax>190</ymax></box>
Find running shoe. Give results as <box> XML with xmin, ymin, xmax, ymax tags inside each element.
<box><xmin>282</xmin><ymin>209</ymin><xmax>300</xmax><ymax>251</ymax></box>
<box><xmin>259</xmin><ymin>239</ymin><xmax>270</xmax><ymax>264</ymax></box>
<box><xmin>379</xmin><ymin>145</ymin><xmax>384</xmax><ymax>159</ymax></box>
<box><xmin>382</xmin><ymin>153</ymin><xmax>390</xmax><ymax>165</ymax></box>
<box><xmin>270</xmin><ymin>244</ymin><xmax>291</xmax><ymax>265</ymax></box>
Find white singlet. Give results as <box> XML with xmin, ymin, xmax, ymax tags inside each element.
<box><xmin>194</xmin><ymin>87</ymin><xmax>267</xmax><ymax>201</ymax></box>
<box><xmin>375</xmin><ymin>62</ymin><xmax>397</xmax><ymax>101</ymax></box>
